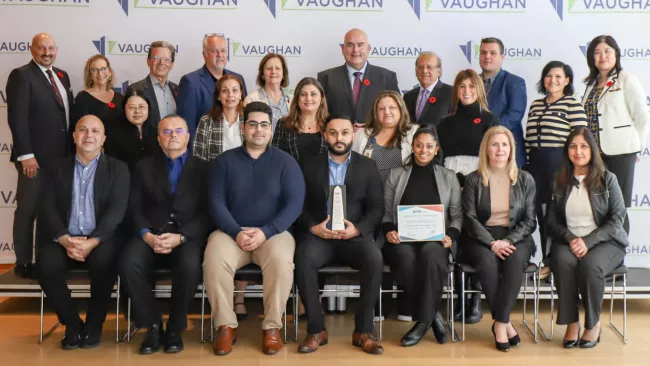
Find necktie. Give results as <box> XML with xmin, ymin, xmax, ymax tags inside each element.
<box><xmin>46</xmin><ymin>69</ymin><xmax>64</xmax><ymax>106</ymax></box>
<box><xmin>352</xmin><ymin>71</ymin><xmax>362</xmax><ymax>105</ymax></box>
<box><xmin>415</xmin><ymin>88</ymin><xmax>430</xmax><ymax>121</ymax></box>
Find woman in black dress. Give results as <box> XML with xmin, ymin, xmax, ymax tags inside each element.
<box><xmin>72</xmin><ymin>54</ymin><xmax>124</xmax><ymax>131</ymax></box>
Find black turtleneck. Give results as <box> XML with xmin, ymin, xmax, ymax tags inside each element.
<box><xmin>437</xmin><ymin>102</ymin><xmax>498</xmax><ymax>159</ymax></box>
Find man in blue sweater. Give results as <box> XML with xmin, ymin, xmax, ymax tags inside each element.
<box><xmin>204</xmin><ymin>101</ymin><xmax>305</xmax><ymax>356</ymax></box>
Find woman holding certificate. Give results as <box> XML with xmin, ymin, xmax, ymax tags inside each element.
<box><xmin>461</xmin><ymin>126</ymin><xmax>537</xmax><ymax>352</ymax></box>
<box><xmin>546</xmin><ymin>127</ymin><xmax>627</xmax><ymax>349</ymax></box>
<box><xmin>382</xmin><ymin>126</ymin><xmax>463</xmax><ymax>347</ymax></box>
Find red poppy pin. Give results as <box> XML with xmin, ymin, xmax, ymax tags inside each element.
<box><xmin>473</xmin><ymin>118</ymin><xmax>482</xmax><ymax>124</ymax></box>
<box><xmin>107</xmin><ymin>102</ymin><xmax>115</xmax><ymax>109</ymax></box>
<box><xmin>173</xmin><ymin>91</ymin><xmax>179</xmax><ymax>98</ymax></box>
<box><xmin>429</xmin><ymin>96</ymin><xmax>437</xmax><ymax>104</ymax></box>
<box><xmin>57</xmin><ymin>71</ymin><xmax>64</xmax><ymax>79</ymax></box>
<box><xmin>363</xmin><ymin>79</ymin><xmax>371</xmax><ymax>86</ymax></box>
<box><xmin>606</xmin><ymin>80</ymin><xmax>614</xmax><ymax>87</ymax></box>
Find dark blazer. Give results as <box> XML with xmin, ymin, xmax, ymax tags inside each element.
<box><xmin>403</xmin><ymin>81</ymin><xmax>452</xmax><ymax>127</ymax></box>
<box><xmin>298</xmin><ymin>151</ymin><xmax>383</xmax><ymax>239</ymax></box>
<box><xmin>126</xmin><ymin>75</ymin><xmax>179</xmax><ymax>128</ymax></box>
<box><xmin>317</xmin><ymin>63</ymin><xmax>399</xmax><ymax>126</ymax></box>
<box><xmin>546</xmin><ymin>171</ymin><xmax>628</xmax><ymax>249</ymax></box>
<box><xmin>176</xmin><ymin>65</ymin><xmax>247</xmax><ymax>137</ymax></box>
<box><xmin>130</xmin><ymin>152</ymin><xmax>210</xmax><ymax>242</ymax></box>
<box><xmin>39</xmin><ymin>154</ymin><xmax>130</xmax><ymax>242</ymax></box>
<box><xmin>486</xmin><ymin>69</ymin><xmax>527</xmax><ymax>167</ymax></box>
<box><xmin>462</xmin><ymin>170</ymin><xmax>537</xmax><ymax>250</ymax></box>
<box><xmin>6</xmin><ymin>60</ymin><xmax>74</xmax><ymax>166</ymax></box>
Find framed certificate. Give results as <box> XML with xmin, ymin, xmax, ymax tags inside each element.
<box><xmin>397</xmin><ymin>205</ymin><xmax>445</xmax><ymax>242</ymax></box>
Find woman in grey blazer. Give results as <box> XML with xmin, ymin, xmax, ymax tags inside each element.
<box><xmin>547</xmin><ymin>127</ymin><xmax>627</xmax><ymax>349</ymax></box>
<box><xmin>382</xmin><ymin>126</ymin><xmax>462</xmax><ymax>347</ymax></box>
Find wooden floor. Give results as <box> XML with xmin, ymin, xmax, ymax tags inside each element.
<box><xmin>1</xmin><ymin>264</ymin><xmax>649</xmax><ymax>365</ymax></box>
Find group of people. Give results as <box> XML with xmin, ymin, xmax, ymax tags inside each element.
<box><xmin>5</xmin><ymin>27</ymin><xmax>647</xmax><ymax>355</ymax></box>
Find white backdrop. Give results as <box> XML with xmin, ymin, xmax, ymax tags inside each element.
<box><xmin>1</xmin><ymin>0</ymin><xmax>649</xmax><ymax>266</ymax></box>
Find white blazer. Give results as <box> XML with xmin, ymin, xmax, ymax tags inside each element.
<box><xmin>582</xmin><ymin>71</ymin><xmax>650</xmax><ymax>156</ymax></box>
<box><xmin>352</xmin><ymin>125</ymin><xmax>419</xmax><ymax>163</ymax></box>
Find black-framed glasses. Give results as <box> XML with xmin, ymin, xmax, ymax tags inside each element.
<box><xmin>161</xmin><ymin>128</ymin><xmax>187</xmax><ymax>136</ymax></box>
<box><xmin>246</xmin><ymin>121</ymin><xmax>272</xmax><ymax>130</ymax></box>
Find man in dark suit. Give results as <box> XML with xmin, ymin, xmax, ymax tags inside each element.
<box><xmin>177</xmin><ymin>34</ymin><xmax>247</xmax><ymax>137</ymax></box>
<box><xmin>317</xmin><ymin>29</ymin><xmax>400</xmax><ymax>131</ymax></box>
<box><xmin>6</xmin><ymin>33</ymin><xmax>74</xmax><ymax>278</ymax></box>
<box><xmin>120</xmin><ymin>115</ymin><xmax>209</xmax><ymax>355</ymax></box>
<box><xmin>479</xmin><ymin>37</ymin><xmax>527</xmax><ymax>167</ymax></box>
<box><xmin>126</xmin><ymin>41</ymin><xmax>179</xmax><ymax>128</ymax></box>
<box><xmin>403</xmin><ymin>52</ymin><xmax>452</xmax><ymax>127</ymax></box>
<box><xmin>295</xmin><ymin>115</ymin><xmax>384</xmax><ymax>355</ymax></box>
<box><xmin>37</xmin><ymin>115</ymin><xmax>130</xmax><ymax>349</ymax></box>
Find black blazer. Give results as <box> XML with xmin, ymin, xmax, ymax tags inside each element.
<box><xmin>546</xmin><ymin>171</ymin><xmax>628</xmax><ymax>249</ymax></box>
<box><xmin>403</xmin><ymin>81</ymin><xmax>452</xmax><ymax>127</ymax></box>
<box><xmin>126</xmin><ymin>75</ymin><xmax>179</xmax><ymax>128</ymax></box>
<box><xmin>39</xmin><ymin>153</ymin><xmax>130</xmax><ymax>242</ymax></box>
<box><xmin>130</xmin><ymin>152</ymin><xmax>210</xmax><ymax>242</ymax></box>
<box><xmin>462</xmin><ymin>170</ymin><xmax>537</xmax><ymax>250</ymax></box>
<box><xmin>298</xmin><ymin>151</ymin><xmax>383</xmax><ymax>239</ymax></box>
<box><xmin>6</xmin><ymin>60</ymin><xmax>74</xmax><ymax>166</ymax></box>
<box><xmin>317</xmin><ymin>63</ymin><xmax>399</xmax><ymax>126</ymax></box>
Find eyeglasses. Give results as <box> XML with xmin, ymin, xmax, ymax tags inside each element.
<box><xmin>127</xmin><ymin>105</ymin><xmax>148</xmax><ymax>112</ymax></box>
<box><xmin>204</xmin><ymin>33</ymin><xmax>225</xmax><ymax>38</ymax></box>
<box><xmin>246</xmin><ymin>121</ymin><xmax>272</xmax><ymax>130</ymax></box>
<box><xmin>90</xmin><ymin>66</ymin><xmax>109</xmax><ymax>74</ymax></box>
<box><xmin>161</xmin><ymin>128</ymin><xmax>187</xmax><ymax>136</ymax></box>
<box><xmin>151</xmin><ymin>56</ymin><xmax>172</xmax><ymax>64</ymax></box>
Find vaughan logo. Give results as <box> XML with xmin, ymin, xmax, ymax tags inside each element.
<box><xmin>232</xmin><ymin>40</ymin><xmax>302</xmax><ymax>57</ymax></box>
<box><xmin>93</xmin><ymin>36</ymin><xmax>180</xmax><ymax>56</ymax></box>
<box><xmin>263</xmin><ymin>0</ymin><xmax>276</xmax><ymax>17</ymax></box>
<box><xmin>0</xmin><ymin>88</ymin><xmax>7</xmax><ymax>106</ymax></box>
<box><xmin>116</xmin><ymin>0</ymin><xmax>238</xmax><ymax>15</ymax></box>
<box><xmin>627</xmin><ymin>245</ymin><xmax>650</xmax><ymax>255</ymax></box>
<box><xmin>406</xmin><ymin>0</ymin><xmax>421</xmax><ymax>18</ymax></box>
<box><xmin>0</xmin><ymin>141</ymin><xmax>13</xmax><ymax>155</ymax></box>
<box><xmin>281</xmin><ymin>0</ymin><xmax>384</xmax><ymax>11</ymax></box>
<box><xmin>1</xmin><ymin>0</ymin><xmax>89</xmax><ymax>7</ymax></box>
<box><xmin>0</xmin><ymin>190</ymin><xmax>17</xmax><ymax>206</ymax></box>
<box><xmin>579</xmin><ymin>42</ymin><xmax>650</xmax><ymax>60</ymax></box>
<box><xmin>630</xmin><ymin>193</ymin><xmax>650</xmax><ymax>210</ymax></box>
<box><xmin>426</xmin><ymin>0</ymin><xmax>526</xmax><ymax>13</ymax></box>
<box><xmin>338</xmin><ymin>44</ymin><xmax>422</xmax><ymax>58</ymax></box>
<box><xmin>0</xmin><ymin>242</ymin><xmax>14</xmax><ymax>253</ymax></box>
<box><xmin>459</xmin><ymin>40</ymin><xmax>542</xmax><ymax>64</ymax></box>
<box><xmin>0</xmin><ymin>41</ymin><xmax>31</xmax><ymax>54</ymax></box>
<box><xmin>551</xmin><ymin>0</ymin><xmax>650</xmax><ymax>20</ymax></box>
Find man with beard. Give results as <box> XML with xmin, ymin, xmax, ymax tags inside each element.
<box><xmin>294</xmin><ymin>115</ymin><xmax>384</xmax><ymax>354</ymax></box>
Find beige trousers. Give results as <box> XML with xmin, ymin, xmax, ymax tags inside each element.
<box><xmin>203</xmin><ymin>230</ymin><xmax>295</xmax><ymax>330</ymax></box>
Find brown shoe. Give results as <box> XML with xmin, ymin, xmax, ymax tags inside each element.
<box><xmin>262</xmin><ymin>329</ymin><xmax>283</xmax><ymax>355</ymax></box>
<box><xmin>213</xmin><ymin>326</ymin><xmax>236</xmax><ymax>356</ymax></box>
<box><xmin>352</xmin><ymin>332</ymin><xmax>384</xmax><ymax>355</ymax></box>
<box><xmin>298</xmin><ymin>330</ymin><xmax>328</xmax><ymax>353</ymax></box>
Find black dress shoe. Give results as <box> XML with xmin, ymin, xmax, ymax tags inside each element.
<box><xmin>465</xmin><ymin>292</ymin><xmax>483</xmax><ymax>324</ymax></box>
<box><xmin>578</xmin><ymin>329</ymin><xmax>601</xmax><ymax>349</ymax></box>
<box><xmin>81</xmin><ymin>330</ymin><xmax>101</xmax><ymax>349</ymax></box>
<box><xmin>400</xmin><ymin>321</ymin><xmax>431</xmax><ymax>347</ymax></box>
<box><xmin>140</xmin><ymin>324</ymin><xmax>163</xmax><ymax>355</ymax></box>
<box><xmin>14</xmin><ymin>263</ymin><xmax>35</xmax><ymax>279</ymax></box>
<box><xmin>61</xmin><ymin>327</ymin><xmax>82</xmax><ymax>350</ymax></box>
<box><xmin>164</xmin><ymin>331</ymin><xmax>184</xmax><ymax>353</ymax></box>
<box><xmin>432</xmin><ymin>312</ymin><xmax>448</xmax><ymax>344</ymax></box>
<box><xmin>492</xmin><ymin>322</ymin><xmax>510</xmax><ymax>353</ymax></box>
<box><xmin>563</xmin><ymin>339</ymin><xmax>579</xmax><ymax>348</ymax></box>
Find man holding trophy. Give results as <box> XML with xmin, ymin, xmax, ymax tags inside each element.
<box><xmin>294</xmin><ymin>115</ymin><xmax>385</xmax><ymax>355</ymax></box>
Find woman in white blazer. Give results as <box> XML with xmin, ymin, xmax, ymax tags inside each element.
<box><xmin>242</xmin><ymin>53</ymin><xmax>293</xmax><ymax>132</ymax></box>
<box><xmin>582</xmin><ymin>35</ymin><xmax>650</xmax><ymax>232</ymax></box>
<box><xmin>352</xmin><ymin>90</ymin><xmax>418</xmax><ymax>186</ymax></box>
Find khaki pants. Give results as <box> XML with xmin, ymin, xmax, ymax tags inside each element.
<box><xmin>203</xmin><ymin>230</ymin><xmax>295</xmax><ymax>330</ymax></box>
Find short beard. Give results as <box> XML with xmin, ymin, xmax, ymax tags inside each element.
<box><xmin>328</xmin><ymin>142</ymin><xmax>352</xmax><ymax>156</ymax></box>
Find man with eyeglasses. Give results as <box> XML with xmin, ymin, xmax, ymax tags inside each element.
<box><xmin>120</xmin><ymin>115</ymin><xmax>210</xmax><ymax>355</ymax></box>
<box><xmin>403</xmin><ymin>51</ymin><xmax>452</xmax><ymax>128</ymax></box>
<box><xmin>177</xmin><ymin>34</ymin><xmax>247</xmax><ymax>138</ymax></box>
<box><xmin>204</xmin><ymin>101</ymin><xmax>304</xmax><ymax>356</ymax></box>
<box><xmin>126</xmin><ymin>41</ymin><xmax>179</xmax><ymax>128</ymax></box>
<box><xmin>6</xmin><ymin>32</ymin><xmax>75</xmax><ymax>279</ymax></box>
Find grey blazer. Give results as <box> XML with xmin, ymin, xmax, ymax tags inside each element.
<box><xmin>383</xmin><ymin>164</ymin><xmax>463</xmax><ymax>238</ymax></box>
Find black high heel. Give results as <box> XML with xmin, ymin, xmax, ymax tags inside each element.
<box><xmin>508</xmin><ymin>327</ymin><xmax>520</xmax><ymax>346</ymax></box>
<box><xmin>492</xmin><ymin>322</ymin><xmax>510</xmax><ymax>352</ymax></box>
<box><xmin>563</xmin><ymin>324</ymin><xmax>580</xmax><ymax>349</ymax></box>
<box><xmin>578</xmin><ymin>328</ymin><xmax>601</xmax><ymax>349</ymax></box>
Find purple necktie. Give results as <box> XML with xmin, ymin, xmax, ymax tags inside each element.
<box><xmin>46</xmin><ymin>69</ymin><xmax>64</xmax><ymax>106</ymax></box>
<box><xmin>352</xmin><ymin>72</ymin><xmax>362</xmax><ymax>105</ymax></box>
<box><xmin>415</xmin><ymin>88</ymin><xmax>429</xmax><ymax>121</ymax></box>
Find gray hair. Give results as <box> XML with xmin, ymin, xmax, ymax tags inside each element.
<box><xmin>202</xmin><ymin>34</ymin><xmax>227</xmax><ymax>50</ymax></box>
<box><xmin>416</xmin><ymin>51</ymin><xmax>442</xmax><ymax>68</ymax></box>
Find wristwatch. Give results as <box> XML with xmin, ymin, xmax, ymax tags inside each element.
<box><xmin>180</xmin><ymin>234</ymin><xmax>187</xmax><ymax>245</ymax></box>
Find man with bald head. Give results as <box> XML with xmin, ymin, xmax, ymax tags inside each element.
<box><xmin>403</xmin><ymin>52</ymin><xmax>452</xmax><ymax>128</ymax></box>
<box><xmin>177</xmin><ymin>34</ymin><xmax>247</xmax><ymax>137</ymax></box>
<box><xmin>37</xmin><ymin>115</ymin><xmax>130</xmax><ymax>349</ymax></box>
<box><xmin>120</xmin><ymin>115</ymin><xmax>210</xmax><ymax>355</ymax></box>
<box><xmin>317</xmin><ymin>28</ymin><xmax>399</xmax><ymax>131</ymax></box>
<box><xmin>6</xmin><ymin>33</ymin><xmax>75</xmax><ymax>278</ymax></box>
